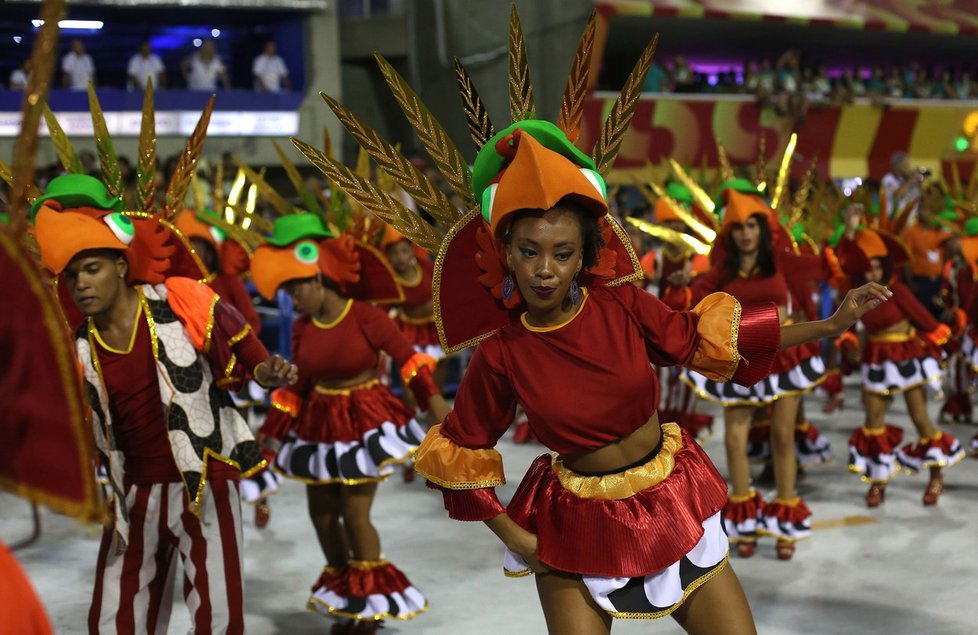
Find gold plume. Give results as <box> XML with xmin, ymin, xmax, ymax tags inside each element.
<box><xmin>508</xmin><ymin>5</ymin><xmax>536</xmax><ymax>121</ymax></box>
<box><xmin>374</xmin><ymin>52</ymin><xmax>474</xmax><ymax>207</ymax></box>
<box><xmin>770</xmin><ymin>132</ymin><xmax>797</xmax><ymax>211</ymax></box>
<box><xmin>42</xmin><ymin>101</ymin><xmax>81</xmax><ymax>174</ymax></box>
<box><xmin>625</xmin><ymin>216</ymin><xmax>710</xmax><ymax>256</ymax></box>
<box><xmin>136</xmin><ymin>79</ymin><xmax>157</xmax><ymax>211</ymax></box>
<box><xmin>235</xmin><ymin>160</ymin><xmax>295</xmax><ymax>217</ymax></box>
<box><xmin>321</xmin><ymin>92</ymin><xmax>460</xmax><ymax>229</ymax></box>
<box><xmin>88</xmin><ymin>84</ymin><xmax>123</xmax><ymax>199</ymax></box>
<box><xmin>716</xmin><ymin>139</ymin><xmax>734</xmax><ymax>182</ymax></box>
<box><xmin>163</xmin><ymin>95</ymin><xmax>215</xmax><ymax>221</ymax></box>
<box><xmin>666</xmin><ymin>158</ymin><xmax>717</xmax><ymax>219</ymax></box>
<box><xmin>453</xmin><ymin>57</ymin><xmax>495</xmax><ymax>151</ymax></box>
<box><xmin>592</xmin><ymin>34</ymin><xmax>659</xmax><ymax>177</ymax></box>
<box><xmin>8</xmin><ymin>0</ymin><xmax>66</xmax><ymax>231</ymax></box>
<box><xmin>291</xmin><ymin>137</ymin><xmax>443</xmax><ymax>253</ymax></box>
<box><xmin>557</xmin><ymin>10</ymin><xmax>597</xmax><ymax>141</ymax></box>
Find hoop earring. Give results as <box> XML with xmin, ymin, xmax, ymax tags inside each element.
<box><xmin>570</xmin><ymin>278</ymin><xmax>580</xmax><ymax>305</ymax></box>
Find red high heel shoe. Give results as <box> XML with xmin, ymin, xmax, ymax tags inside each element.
<box><xmin>922</xmin><ymin>476</ymin><xmax>943</xmax><ymax>506</ymax></box>
<box><xmin>865</xmin><ymin>484</ymin><xmax>885</xmax><ymax>508</ymax></box>
<box><xmin>735</xmin><ymin>541</ymin><xmax>756</xmax><ymax>558</ymax></box>
<box><xmin>254</xmin><ymin>500</ymin><xmax>271</xmax><ymax>528</ymax></box>
<box><xmin>775</xmin><ymin>540</ymin><xmax>795</xmax><ymax>561</ymax></box>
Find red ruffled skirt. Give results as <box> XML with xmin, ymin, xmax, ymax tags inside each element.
<box><xmin>861</xmin><ymin>337</ymin><xmax>943</xmax><ymax>396</ymax></box>
<box><xmin>308</xmin><ymin>560</ymin><xmax>428</xmax><ymax>622</ymax></box>
<box><xmin>274</xmin><ymin>381</ymin><xmax>426</xmax><ymax>484</ymax></box>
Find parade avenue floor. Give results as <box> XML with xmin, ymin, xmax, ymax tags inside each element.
<box><xmin>4</xmin><ymin>376</ymin><xmax>977</xmax><ymax>634</ymax></box>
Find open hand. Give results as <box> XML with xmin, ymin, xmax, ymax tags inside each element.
<box><xmin>255</xmin><ymin>354</ymin><xmax>299</xmax><ymax>387</ymax></box>
<box><xmin>830</xmin><ymin>282</ymin><xmax>892</xmax><ymax>332</ymax></box>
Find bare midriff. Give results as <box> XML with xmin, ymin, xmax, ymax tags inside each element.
<box><xmin>559</xmin><ymin>412</ymin><xmax>662</xmax><ymax>474</ymax></box>
<box><xmin>315</xmin><ymin>368</ymin><xmax>377</xmax><ymax>391</ymax></box>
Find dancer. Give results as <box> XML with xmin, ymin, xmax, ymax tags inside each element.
<box><xmin>293</xmin><ymin>12</ymin><xmax>891</xmax><ymax>629</ymax></box>
<box><xmin>32</xmin><ymin>188</ymin><xmax>297</xmax><ymax>634</ymax></box>
<box><xmin>836</xmin><ymin>205</ymin><xmax>965</xmax><ymax>506</ymax></box>
<box><xmin>251</xmin><ymin>215</ymin><xmax>449</xmax><ymax>632</ymax></box>
<box><xmin>679</xmin><ymin>180</ymin><xmax>829</xmax><ymax>560</ymax></box>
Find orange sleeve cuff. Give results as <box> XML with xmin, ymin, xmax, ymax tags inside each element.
<box><xmin>270</xmin><ymin>388</ymin><xmax>302</xmax><ymax>418</ymax></box>
<box><xmin>400</xmin><ymin>352</ymin><xmax>437</xmax><ymax>386</ymax></box>
<box><xmin>921</xmin><ymin>323</ymin><xmax>951</xmax><ymax>347</ymax></box>
<box><xmin>686</xmin><ymin>292</ymin><xmax>741</xmax><ymax>382</ymax></box>
<box><xmin>414</xmin><ymin>424</ymin><xmax>506</xmax><ymax>490</ymax></box>
<box><xmin>835</xmin><ymin>330</ymin><xmax>859</xmax><ymax>351</ymax></box>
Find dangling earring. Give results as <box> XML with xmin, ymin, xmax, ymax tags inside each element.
<box><xmin>570</xmin><ymin>278</ymin><xmax>580</xmax><ymax>305</ymax></box>
<box><xmin>502</xmin><ymin>274</ymin><xmax>515</xmax><ymax>302</ymax></box>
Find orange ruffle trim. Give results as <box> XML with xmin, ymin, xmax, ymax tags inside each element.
<box><xmin>686</xmin><ymin>292</ymin><xmax>740</xmax><ymax>382</ymax></box>
<box><xmin>400</xmin><ymin>352</ymin><xmax>437</xmax><ymax>385</ymax></box>
<box><xmin>165</xmin><ymin>276</ymin><xmax>219</xmax><ymax>352</ymax></box>
<box><xmin>414</xmin><ymin>424</ymin><xmax>505</xmax><ymax>490</ymax></box>
<box><xmin>270</xmin><ymin>387</ymin><xmax>303</xmax><ymax>418</ymax></box>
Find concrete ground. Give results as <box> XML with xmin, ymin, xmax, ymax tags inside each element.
<box><xmin>4</xmin><ymin>377</ymin><xmax>977</xmax><ymax>634</ymax></box>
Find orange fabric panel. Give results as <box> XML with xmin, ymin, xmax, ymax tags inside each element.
<box><xmin>686</xmin><ymin>292</ymin><xmax>740</xmax><ymax>382</ymax></box>
<box><xmin>0</xmin><ymin>542</ymin><xmax>53</xmax><ymax>635</ymax></box>
<box><xmin>902</xmin><ymin>224</ymin><xmax>950</xmax><ymax>277</ymax></box>
<box><xmin>165</xmin><ymin>277</ymin><xmax>219</xmax><ymax>352</ymax></box>
<box><xmin>400</xmin><ymin>352</ymin><xmax>437</xmax><ymax>385</ymax></box>
<box><xmin>270</xmin><ymin>388</ymin><xmax>303</xmax><ymax>418</ymax></box>
<box><xmin>414</xmin><ymin>424</ymin><xmax>506</xmax><ymax>490</ymax></box>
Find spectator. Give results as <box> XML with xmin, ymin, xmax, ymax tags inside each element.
<box><xmin>913</xmin><ymin>67</ymin><xmax>933</xmax><ymax>99</ymax></box>
<box><xmin>642</xmin><ymin>60</ymin><xmax>669</xmax><ymax>93</ymax></box>
<box><xmin>62</xmin><ymin>38</ymin><xmax>95</xmax><ymax>90</ymax></box>
<box><xmin>744</xmin><ymin>61</ymin><xmax>760</xmax><ymax>93</ymax></box>
<box><xmin>127</xmin><ymin>40</ymin><xmax>166</xmax><ymax>90</ymax></box>
<box><xmin>881</xmin><ymin>151</ymin><xmax>923</xmax><ymax>221</ymax></box>
<box><xmin>182</xmin><ymin>41</ymin><xmax>230</xmax><ymax>91</ymax></box>
<box><xmin>934</xmin><ymin>69</ymin><xmax>956</xmax><ymax>99</ymax></box>
<box><xmin>885</xmin><ymin>67</ymin><xmax>904</xmax><ymax>98</ymax></box>
<box><xmin>9</xmin><ymin>59</ymin><xmax>30</xmax><ymax>90</ymax></box>
<box><xmin>865</xmin><ymin>65</ymin><xmax>886</xmax><ymax>95</ymax></box>
<box><xmin>671</xmin><ymin>56</ymin><xmax>694</xmax><ymax>92</ymax></box>
<box><xmin>955</xmin><ymin>69</ymin><xmax>973</xmax><ymax>99</ymax></box>
<box><xmin>253</xmin><ymin>41</ymin><xmax>291</xmax><ymax>93</ymax></box>
<box><xmin>812</xmin><ymin>65</ymin><xmax>832</xmax><ymax>100</ymax></box>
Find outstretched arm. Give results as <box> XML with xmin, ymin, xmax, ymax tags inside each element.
<box><xmin>780</xmin><ymin>282</ymin><xmax>891</xmax><ymax>350</ymax></box>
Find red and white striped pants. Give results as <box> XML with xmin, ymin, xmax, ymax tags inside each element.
<box><xmin>88</xmin><ymin>478</ymin><xmax>244</xmax><ymax>634</ymax></box>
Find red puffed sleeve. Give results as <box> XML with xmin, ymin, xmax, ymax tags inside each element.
<box><xmin>613</xmin><ymin>283</ymin><xmax>781</xmax><ymax>387</ymax></box>
<box><xmin>415</xmin><ymin>336</ymin><xmax>515</xmax><ymax>521</ymax></box>
<box><xmin>891</xmin><ymin>282</ymin><xmax>951</xmax><ymax>347</ymax></box>
<box><xmin>356</xmin><ymin>302</ymin><xmax>439</xmax><ymax>409</ymax></box>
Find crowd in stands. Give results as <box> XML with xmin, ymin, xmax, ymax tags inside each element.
<box><xmin>7</xmin><ymin>38</ymin><xmax>291</xmax><ymax>92</ymax></box>
<box><xmin>643</xmin><ymin>50</ymin><xmax>978</xmax><ymax>103</ymax></box>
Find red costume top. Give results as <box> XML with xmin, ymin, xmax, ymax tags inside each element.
<box><xmin>690</xmin><ymin>267</ymin><xmax>790</xmax><ymax>307</ymax></box>
<box><xmin>209</xmin><ymin>273</ymin><xmax>262</xmax><ymax>335</ymax></box>
<box><xmin>268</xmin><ymin>300</ymin><xmax>439</xmax><ymax>420</ymax></box>
<box><xmin>414</xmin><ymin>284</ymin><xmax>781</xmax><ymax>520</ymax></box>
<box><xmin>858</xmin><ymin>280</ymin><xmax>946</xmax><ymax>338</ymax></box>
<box><xmin>93</xmin><ymin>300</ymin><xmax>269</xmax><ymax>485</ymax></box>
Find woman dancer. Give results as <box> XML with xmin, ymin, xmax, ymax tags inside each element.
<box><xmin>836</xmin><ymin>206</ymin><xmax>964</xmax><ymax>506</ymax></box>
<box><xmin>680</xmin><ymin>182</ymin><xmax>829</xmax><ymax>560</ymax></box>
<box><xmin>251</xmin><ymin>222</ymin><xmax>449</xmax><ymax>632</ymax></box>
<box><xmin>295</xmin><ymin>14</ymin><xmax>888</xmax><ymax>630</ymax></box>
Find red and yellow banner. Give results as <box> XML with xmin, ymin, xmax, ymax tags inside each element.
<box><xmin>578</xmin><ymin>94</ymin><xmax>978</xmax><ymax>181</ymax></box>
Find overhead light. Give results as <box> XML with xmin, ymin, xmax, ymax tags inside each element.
<box><xmin>211</xmin><ymin>29</ymin><xmax>221</xmax><ymax>37</ymax></box>
<box><xmin>13</xmin><ymin>36</ymin><xmax>22</xmax><ymax>43</ymax></box>
<box><xmin>193</xmin><ymin>38</ymin><xmax>202</xmax><ymax>47</ymax></box>
<box><xmin>32</xmin><ymin>19</ymin><xmax>104</xmax><ymax>30</ymax></box>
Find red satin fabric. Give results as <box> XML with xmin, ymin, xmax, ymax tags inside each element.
<box><xmin>732</xmin><ymin>302</ymin><xmax>782</xmax><ymax>385</ymax></box>
<box><xmin>849</xmin><ymin>425</ymin><xmax>904</xmax><ymax>457</ymax></box>
<box><xmin>864</xmin><ymin>339</ymin><xmax>936</xmax><ymax>365</ymax></box>
<box><xmin>902</xmin><ymin>431</ymin><xmax>959</xmax><ymax>458</ymax></box>
<box><xmin>295</xmin><ymin>383</ymin><xmax>414</xmax><ymax>444</ymax></box>
<box><xmin>765</xmin><ymin>498</ymin><xmax>812</xmax><ymax>524</ymax></box>
<box><xmin>768</xmin><ymin>340</ymin><xmax>820</xmax><ymax>375</ymax></box>
<box><xmin>504</xmin><ymin>428</ymin><xmax>727</xmax><ymax>578</ymax></box>
<box><xmin>323</xmin><ymin>563</ymin><xmax>413</xmax><ymax>597</ymax></box>
<box><xmin>429</xmin><ymin>484</ymin><xmax>505</xmax><ymax>521</ymax></box>
<box><xmin>724</xmin><ymin>491</ymin><xmax>766</xmax><ymax>524</ymax></box>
